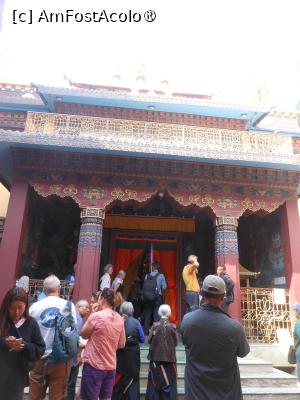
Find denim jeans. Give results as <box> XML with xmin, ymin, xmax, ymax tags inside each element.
<box><xmin>185</xmin><ymin>291</ymin><xmax>199</xmax><ymax>314</ymax></box>
<box><xmin>66</xmin><ymin>365</ymin><xmax>79</xmax><ymax>400</ymax></box>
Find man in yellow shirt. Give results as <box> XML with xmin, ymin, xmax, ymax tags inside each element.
<box><xmin>182</xmin><ymin>255</ymin><xmax>200</xmax><ymax>314</ymax></box>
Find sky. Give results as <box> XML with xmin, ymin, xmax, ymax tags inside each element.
<box><xmin>1</xmin><ymin>0</ymin><xmax>300</xmax><ymax>108</ymax></box>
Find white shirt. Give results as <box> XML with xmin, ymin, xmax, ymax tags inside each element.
<box><xmin>111</xmin><ymin>277</ymin><xmax>123</xmax><ymax>291</ymax></box>
<box><xmin>99</xmin><ymin>273</ymin><xmax>111</xmax><ymax>291</ymax></box>
<box><xmin>29</xmin><ymin>295</ymin><xmax>77</xmax><ymax>357</ymax></box>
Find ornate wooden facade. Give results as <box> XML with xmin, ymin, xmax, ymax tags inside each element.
<box><xmin>0</xmin><ymin>82</ymin><xmax>299</xmax><ymax>325</ymax></box>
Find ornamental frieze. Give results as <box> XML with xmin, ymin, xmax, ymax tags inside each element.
<box><xmin>23</xmin><ymin>111</ymin><xmax>300</xmax><ymax>166</ymax></box>
<box><xmin>31</xmin><ymin>181</ymin><xmax>292</xmax><ymax>217</ymax></box>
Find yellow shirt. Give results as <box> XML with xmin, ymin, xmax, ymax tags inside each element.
<box><xmin>182</xmin><ymin>264</ymin><xmax>200</xmax><ymax>292</ymax></box>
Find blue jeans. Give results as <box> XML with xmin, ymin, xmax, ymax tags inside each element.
<box><xmin>66</xmin><ymin>365</ymin><xmax>79</xmax><ymax>400</ymax></box>
<box><xmin>185</xmin><ymin>291</ymin><xmax>199</xmax><ymax>314</ymax></box>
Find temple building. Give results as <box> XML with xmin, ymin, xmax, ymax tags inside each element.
<box><xmin>0</xmin><ymin>80</ymin><xmax>299</xmax><ymax>338</ymax></box>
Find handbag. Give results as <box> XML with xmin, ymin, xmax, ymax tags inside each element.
<box><xmin>288</xmin><ymin>339</ymin><xmax>300</xmax><ymax>364</ymax></box>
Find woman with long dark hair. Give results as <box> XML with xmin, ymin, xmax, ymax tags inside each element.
<box><xmin>0</xmin><ymin>286</ymin><xmax>45</xmax><ymax>400</ymax></box>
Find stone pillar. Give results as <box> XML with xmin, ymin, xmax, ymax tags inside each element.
<box><xmin>72</xmin><ymin>207</ymin><xmax>105</xmax><ymax>303</ymax></box>
<box><xmin>215</xmin><ymin>216</ymin><xmax>241</xmax><ymax>320</ymax></box>
<box><xmin>0</xmin><ymin>182</ymin><xmax>29</xmax><ymax>304</ymax></box>
<box><xmin>280</xmin><ymin>200</ymin><xmax>300</xmax><ymax>306</ymax></box>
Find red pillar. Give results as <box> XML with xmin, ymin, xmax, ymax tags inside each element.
<box><xmin>72</xmin><ymin>207</ymin><xmax>105</xmax><ymax>303</ymax></box>
<box><xmin>0</xmin><ymin>182</ymin><xmax>29</xmax><ymax>304</ymax></box>
<box><xmin>280</xmin><ymin>200</ymin><xmax>300</xmax><ymax>306</ymax></box>
<box><xmin>215</xmin><ymin>216</ymin><xmax>241</xmax><ymax>320</ymax></box>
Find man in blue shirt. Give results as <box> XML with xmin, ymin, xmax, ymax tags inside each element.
<box><xmin>142</xmin><ymin>262</ymin><xmax>167</xmax><ymax>335</ymax></box>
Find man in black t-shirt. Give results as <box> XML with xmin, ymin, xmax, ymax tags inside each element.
<box><xmin>217</xmin><ymin>265</ymin><xmax>235</xmax><ymax>313</ymax></box>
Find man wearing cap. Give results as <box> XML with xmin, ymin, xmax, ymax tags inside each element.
<box><xmin>182</xmin><ymin>255</ymin><xmax>200</xmax><ymax>314</ymax></box>
<box><xmin>217</xmin><ymin>265</ymin><xmax>235</xmax><ymax>313</ymax></box>
<box><xmin>180</xmin><ymin>275</ymin><xmax>250</xmax><ymax>400</ymax></box>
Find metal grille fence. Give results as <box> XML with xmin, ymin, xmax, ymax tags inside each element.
<box><xmin>241</xmin><ymin>287</ymin><xmax>292</xmax><ymax>343</ymax></box>
<box><xmin>29</xmin><ymin>279</ymin><xmax>72</xmax><ymax>301</ymax></box>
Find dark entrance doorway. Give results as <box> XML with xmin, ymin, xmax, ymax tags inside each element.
<box><xmin>19</xmin><ymin>190</ymin><xmax>80</xmax><ymax>280</ymax></box>
<box><xmin>100</xmin><ymin>192</ymin><xmax>215</xmax><ymax>322</ymax></box>
<box><xmin>238</xmin><ymin>209</ymin><xmax>285</xmax><ymax>288</ymax></box>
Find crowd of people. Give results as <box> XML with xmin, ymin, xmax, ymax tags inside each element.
<box><xmin>0</xmin><ymin>256</ymin><xmax>299</xmax><ymax>400</ymax></box>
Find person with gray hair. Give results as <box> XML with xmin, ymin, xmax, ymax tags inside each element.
<box><xmin>112</xmin><ymin>301</ymin><xmax>144</xmax><ymax>400</ymax></box>
<box><xmin>112</xmin><ymin>270</ymin><xmax>126</xmax><ymax>295</ymax></box>
<box><xmin>145</xmin><ymin>304</ymin><xmax>178</xmax><ymax>400</ymax></box>
<box><xmin>28</xmin><ymin>275</ymin><xmax>77</xmax><ymax>400</ymax></box>
<box><xmin>158</xmin><ymin>304</ymin><xmax>172</xmax><ymax>319</ymax></box>
<box><xmin>99</xmin><ymin>263</ymin><xmax>114</xmax><ymax>291</ymax></box>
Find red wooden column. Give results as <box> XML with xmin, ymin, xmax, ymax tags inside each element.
<box><xmin>72</xmin><ymin>207</ymin><xmax>105</xmax><ymax>303</ymax></box>
<box><xmin>280</xmin><ymin>199</ymin><xmax>300</xmax><ymax>306</ymax></box>
<box><xmin>0</xmin><ymin>182</ymin><xmax>29</xmax><ymax>304</ymax></box>
<box><xmin>215</xmin><ymin>216</ymin><xmax>241</xmax><ymax>320</ymax></box>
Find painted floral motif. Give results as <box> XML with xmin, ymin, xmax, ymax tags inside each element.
<box><xmin>63</xmin><ymin>185</ymin><xmax>77</xmax><ymax>196</ymax></box>
<box><xmin>216</xmin><ymin>196</ymin><xmax>238</xmax><ymax>209</ymax></box>
<box><xmin>48</xmin><ymin>185</ymin><xmax>63</xmax><ymax>196</ymax></box>
<box><xmin>188</xmin><ymin>194</ymin><xmax>202</xmax><ymax>206</ymax></box>
<box><xmin>82</xmin><ymin>187</ymin><xmax>106</xmax><ymax>200</ymax></box>
<box><xmin>125</xmin><ymin>189</ymin><xmax>138</xmax><ymax>199</ymax></box>
<box><xmin>255</xmin><ymin>200</ymin><xmax>266</xmax><ymax>209</ymax></box>
<box><xmin>242</xmin><ymin>198</ymin><xmax>254</xmax><ymax>209</ymax></box>
<box><xmin>201</xmin><ymin>195</ymin><xmax>215</xmax><ymax>207</ymax></box>
<box><xmin>111</xmin><ymin>187</ymin><xmax>125</xmax><ymax>199</ymax></box>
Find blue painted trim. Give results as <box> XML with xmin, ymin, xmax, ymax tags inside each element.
<box><xmin>39</xmin><ymin>91</ymin><xmax>262</xmax><ymax>120</ymax></box>
<box><xmin>37</xmin><ymin>87</ymin><xmax>264</xmax><ymax>121</ymax></box>
<box><xmin>0</xmin><ymin>103</ymin><xmax>48</xmax><ymax>112</ymax></box>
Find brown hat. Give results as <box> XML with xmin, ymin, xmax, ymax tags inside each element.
<box><xmin>203</xmin><ymin>275</ymin><xmax>225</xmax><ymax>295</ymax></box>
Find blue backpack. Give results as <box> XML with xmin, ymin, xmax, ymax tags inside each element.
<box><xmin>48</xmin><ymin>301</ymin><xmax>79</xmax><ymax>365</ymax></box>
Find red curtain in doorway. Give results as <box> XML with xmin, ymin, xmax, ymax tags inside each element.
<box><xmin>153</xmin><ymin>250</ymin><xmax>178</xmax><ymax>325</ymax></box>
<box><xmin>114</xmin><ymin>248</ymin><xmax>145</xmax><ymax>297</ymax></box>
<box><xmin>114</xmin><ymin>246</ymin><xmax>178</xmax><ymax>325</ymax></box>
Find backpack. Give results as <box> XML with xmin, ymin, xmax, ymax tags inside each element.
<box><xmin>48</xmin><ymin>300</ymin><xmax>79</xmax><ymax>365</ymax></box>
<box><xmin>142</xmin><ymin>273</ymin><xmax>160</xmax><ymax>303</ymax></box>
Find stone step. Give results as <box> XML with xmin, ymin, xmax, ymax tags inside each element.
<box><xmin>75</xmin><ymin>366</ymin><xmax>297</xmax><ymax>391</ymax></box>
<box><xmin>242</xmin><ymin>387</ymin><xmax>300</xmax><ymax>400</ymax></box>
<box><xmin>24</xmin><ymin>387</ymin><xmax>300</xmax><ymax>400</ymax></box>
<box><xmin>139</xmin><ymin>369</ymin><xmax>298</xmax><ymax>390</ymax></box>
<box><xmin>24</xmin><ymin>346</ymin><xmax>300</xmax><ymax>399</ymax></box>
<box><xmin>140</xmin><ymin>357</ymin><xmax>274</xmax><ymax>374</ymax></box>
<box><xmin>139</xmin><ymin>386</ymin><xmax>300</xmax><ymax>400</ymax></box>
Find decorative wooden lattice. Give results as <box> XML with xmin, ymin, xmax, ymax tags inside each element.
<box><xmin>25</xmin><ymin>112</ymin><xmax>299</xmax><ymax>165</ymax></box>
<box><xmin>241</xmin><ymin>287</ymin><xmax>291</xmax><ymax>343</ymax></box>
